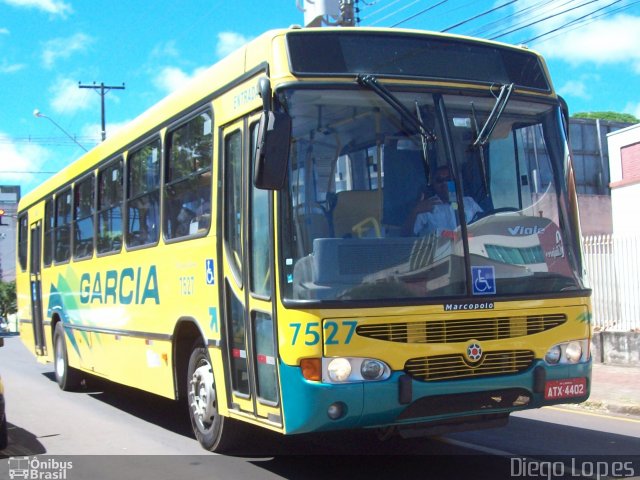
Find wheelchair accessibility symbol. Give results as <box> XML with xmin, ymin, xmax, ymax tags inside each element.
<box><xmin>205</xmin><ymin>259</ymin><xmax>215</xmax><ymax>285</ymax></box>
<box><xmin>472</xmin><ymin>266</ymin><xmax>496</xmax><ymax>295</ymax></box>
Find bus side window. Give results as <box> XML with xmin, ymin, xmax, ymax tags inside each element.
<box><xmin>97</xmin><ymin>159</ymin><xmax>123</xmax><ymax>254</ymax></box>
<box><xmin>127</xmin><ymin>139</ymin><xmax>161</xmax><ymax>247</ymax></box>
<box><xmin>43</xmin><ymin>198</ymin><xmax>54</xmax><ymax>266</ymax></box>
<box><xmin>73</xmin><ymin>175</ymin><xmax>95</xmax><ymax>260</ymax></box>
<box><xmin>54</xmin><ymin>188</ymin><xmax>72</xmax><ymax>263</ymax></box>
<box><xmin>17</xmin><ymin>214</ymin><xmax>28</xmax><ymax>272</ymax></box>
<box><xmin>164</xmin><ymin>110</ymin><xmax>213</xmax><ymax>240</ymax></box>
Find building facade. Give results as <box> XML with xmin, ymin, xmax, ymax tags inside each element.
<box><xmin>607</xmin><ymin>123</ymin><xmax>640</xmax><ymax>236</ymax></box>
<box><xmin>0</xmin><ymin>185</ymin><xmax>20</xmax><ymax>282</ymax></box>
<box><xmin>570</xmin><ymin>118</ymin><xmax>634</xmax><ymax>235</ymax></box>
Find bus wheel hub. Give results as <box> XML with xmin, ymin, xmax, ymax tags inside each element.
<box><xmin>191</xmin><ymin>363</ymin><xmax>215</xmax><ymax>424</ymax></box>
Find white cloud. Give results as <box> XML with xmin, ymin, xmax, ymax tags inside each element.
<box><xmin>150</xmin><ymin>41</ymin><xmax>180</xmax><ymax>59</ymax></box>
<box><xmin>49</xmin><ymin>77</ymin><xmax>97</xmax><ymax>115</ymax></box>
<box><xmin>42</xmin><ymin>33</ymin><xmax>93</xmax><ymax>69</ymax></box>
<box><xmin>1</xmin><ymin>0</ymin><xmax>72</xmax><ymax>17</ymax></box>
<box><xmin>80</xmin><ymin>119</ymin><xmax>131</xmax><ymax>143</ymax></box>
<box><xmin>0</xmin><ymin>28</ymin><xmax>9</xmax><ymax>35</ymax></box>
<box><xmin>216</xmin><ymin>31</ymin><xmax>253</xmax><ymax>58</ymax></box>
<box><xmin>0</xmin><ymin>60</ymin><xmax>25</xmax><ymax>73</ymax></box>
<box><xmin>153</xmin><ymin>66</ymin><xmax>208</xmax><ymax>94</ymax></box>
<box><xmin>623</xmin><ymin>102</ymin><xmax>640</xmax><ymax>120</ymax></box>
<box><xmin>0</xmin><ymin>132</ymin><xmax>52</xmax><ymax>188</ymax></box>
<box><xmin>531</xmin><ymin>14</ymin><xmax>640</xmax><ymax>67</ymax></box>
<box><xmin>557</xmin><ymin>80</ymin><xmax>590</xmax><ymax>100</ymax></box>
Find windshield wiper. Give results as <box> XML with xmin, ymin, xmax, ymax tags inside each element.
<box><xmin>473</xmin><ymin>83</ymin><xmax>514</xmax><ymax>146</ymax></box>
<box><xmin>357</xmin><ymin>74</ymin><xmax>436</xmax><ymax>174</ymax></box>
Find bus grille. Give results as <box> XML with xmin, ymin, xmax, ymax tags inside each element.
<box><xmin>405</xmin><ymin>350</ymin><xmax>535</xmax><ymax>381</ymax></box>
<box><xmin>356</xmin><ymin>314</ymin><xmax>566</xmax><ymax>343</ymax></box>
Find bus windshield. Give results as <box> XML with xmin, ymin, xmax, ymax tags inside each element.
<box><xmin>279</xmin><ymin>87</ymin><xmax>585</xmax><ymax>302</ymax></box>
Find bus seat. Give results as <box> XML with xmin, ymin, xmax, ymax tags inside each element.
<box><xmin>296</xmin><ymin>206</ymin><xmax>330</xmax><ymax>254</ymax></box>
<box><xmin>382</xmin><ymin>143</ymin><xmax>428</xmax><ymax>228</ymax></box>
<box><xmin>332</xmin><ymin>190</ymin><xmax>381</xmax><ymax>238</ymax></box>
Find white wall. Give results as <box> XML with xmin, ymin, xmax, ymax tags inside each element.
<box><xmin>607</xmin><ymin>124</ymin><xmax>640</xmax><ymax>236</ymax></box>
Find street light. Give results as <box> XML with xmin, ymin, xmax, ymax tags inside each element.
<box><xmin>33</xmin><ymin>109</ymin><xmax>88</xmax><ymax>152</ymax></box>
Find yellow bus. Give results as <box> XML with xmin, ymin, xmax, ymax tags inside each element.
<box><xmin>16</xmin><ymin>27</ymin><xmax>592</xmax><ymax>452</ymax></box>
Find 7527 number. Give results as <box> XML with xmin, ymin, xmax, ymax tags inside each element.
<box><xmin>289</xmin><ymin>320</ymin><xmax>358</xmax><ymax>346</ymax></box>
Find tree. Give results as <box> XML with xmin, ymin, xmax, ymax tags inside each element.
<box><xmin>0</xmin><ymin>280</ymin><xmax>17</xmax><ymax>320</ymax></box>
<box><xmin>572</xmin><ymin>112</ymin><xmax>639</xmax><ymax>124</ymax></box>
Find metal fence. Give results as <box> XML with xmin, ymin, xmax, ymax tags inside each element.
<box><xmin>583</xmin><ymin>234</ymin><xmax>640</xmax><ymax>331</ymax></box>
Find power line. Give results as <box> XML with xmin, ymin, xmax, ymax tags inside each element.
<box><xmin>0</xmin><ymin>171</ymin><xmax>59</xmax><ymax>174</ymax></box>
<box><xmin>480</xmin><ymin>0</ymin><xmax>581</xmax><ymax>40</ymax></box>
<box><xmin>523</xmin><ymin>0</ymin><xmax>629</xmax><ymax>43</ymax></box>
<box><xmin>441</xmin><ymin>0</ymin><xmax>518</xmax><ymax>32</ymax></box>
<box><xmin>361</xmin><ymin>0</ymin><xmax>402</xmax><ymax>20</ymax></box>
<box><xmin>0</xmin><ymin>136</ymin><xmax>99</xmax><ymax>146</ymax></box>
<box><xmin>525</xmin><ymin>0</ymin><xmax>640</xmax><ymax>44</ymax></box>
<box><xmin>466</xmin><ymin>0</ymin><xmax>559</xmax><ymax>37</ymax></box>
<box><xmin>391</xmin><ymin>0</ymin><xmax>449</xmax><ymax>27</ymax></box>
<box><xmin>489</xmin><ymin>0</ymin><xmax>601</xmax><ymax>40</ymax></box>
<box><xmin>368</xmin><ymin>0</ymin><xmax>422</xmax><ymax>26</ymax></box>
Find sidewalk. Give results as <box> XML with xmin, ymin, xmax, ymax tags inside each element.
<box><xmin>575</xmin><ymin>363</ymin><xmax>640</xmax><ymax>417</ymax></box>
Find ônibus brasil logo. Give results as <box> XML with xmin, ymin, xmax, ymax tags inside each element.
<box><xmin>8</xmin><ymin>456</ymin><xmax>73</xmax><ymax>480</ymax></box>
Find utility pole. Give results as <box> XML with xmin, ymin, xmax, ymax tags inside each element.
<box><xmin>78</xmin><ymin>82</ymin><xmax>125</xmax><ymax>141</ymax></box>
<box><xmin>297</xmin><ymin>0</ymin><xmax>359</xmax><ymax>27</ymax></box>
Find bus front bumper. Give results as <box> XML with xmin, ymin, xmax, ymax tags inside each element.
<box><xmin>279</xmin><ymin>359</ymin><xmax>591</xmax><ymax>435</ymax></box>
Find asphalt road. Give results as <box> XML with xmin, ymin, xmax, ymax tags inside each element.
<box><xmin>1</xmin><ymin>335</ymin><xmax>639</xmax><ymax>480</ymax></box>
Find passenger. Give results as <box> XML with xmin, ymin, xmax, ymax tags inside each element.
<box><xmin>404</xmin><ymin>166</ymin><xmax>482</xmax><ymax>236</ymax></box>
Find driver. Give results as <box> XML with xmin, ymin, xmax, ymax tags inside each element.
<box><xmin>405</xmin><ymin>165</ymin><xmax>482</xmax><ymax>236</ymax></box>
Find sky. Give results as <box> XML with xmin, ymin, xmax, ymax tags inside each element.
<box><xmin>1</xmin><ymin>0</ymin><xmax>640</xmax><ymax>196</ymax></box>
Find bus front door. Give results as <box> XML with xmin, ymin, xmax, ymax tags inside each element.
<box><xmin>221</xmin><ymin>117</ymin><xmax>281</xmax><ymax>427</ymax></box>
<box><xmin>29</xmin><ymin>221</ymin><xmax>46</xmax><ymax>356</ymax></box>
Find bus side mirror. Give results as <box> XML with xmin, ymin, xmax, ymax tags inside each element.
<box><xmin>253</xmin><ymin>77</ymin><xmax>291</xmax><ymax>190</ymax></box>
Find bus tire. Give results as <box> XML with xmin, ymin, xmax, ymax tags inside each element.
<box><xmin>53</xmin><ymin>323</ymin><xmax>82</xmax><ymax>391</ymax></box>
<box><xmin>0</xmin><ymin>413</ymin><xmax>8</xmax><ymax>450</ymax></box>
<box><xmin>187</xmin><ymin>341</ymin><xmax>245</xmax><ymax>453</ymax></box>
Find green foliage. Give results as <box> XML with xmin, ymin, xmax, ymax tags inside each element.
<box><xmin>572</xmin><ymin>112</ymin><xmax>639</xmax><ymax>124</ymax></box>
<box><xmin>0</xmin><ymin>280</ymin><xmax>17</xmax><ymax>319</ymax></box>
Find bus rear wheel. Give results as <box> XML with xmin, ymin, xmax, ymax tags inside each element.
<box><xmin>0</xmin><ymin>413</ymin><xmax>8</xmax><ymax>450</ymax></box>
<box><xmin>187</xmin><ymin>342</ymin><xmax>245</xmax><ymax>453</ymax></box>
<box><xmin>53</xmin><ymin>323</ymin><xmax>82</xmax><ymax>391</ymax></box>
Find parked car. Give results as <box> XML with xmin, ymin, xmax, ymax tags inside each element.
<box><xmin>0</xmin><ymin>337</ymin><xmax>7</xmax><ymax>450</ymax></box>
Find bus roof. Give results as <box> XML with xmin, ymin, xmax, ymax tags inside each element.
<box><xmin>19</xmin><ymin>27</ymin><xmax>551</xmax><ymax>211</ymax></box>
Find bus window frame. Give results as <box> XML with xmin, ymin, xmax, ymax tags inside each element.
<box><xmin>248</xmin><ymin>120</ymin><xmax>273</xmax><ymax>302</ymax></box>
<box><xmin>43</xmin><ymin>197</ymin><xmax>54</xmax><ymax>267</ymax></box>
<box><xmin>72</xmin><ymin>172</ymin><xmax>96</xmax><ymax>262</ymax></box>
<box><xmin>53</xmin><ymin>187</ymin><xmax>73</xmax><ymax>265</ymax></box>
<box><xmin>17</xmin><ymin>212</ymin><xmax>28</xmax><ymax>272</ymax></box>
<box><xmin>162</xmin><ymin>107</ymin><xmax>214</xmax><ymax>244</ymax></box>
<box><xmin>222</xmin><ymin>127</ymin><xmax>245</xmax><ymax>288</ymax></box>
<box><xmin>96</xmin><ymin>156</ymin><xmax>124</xmax><ymax>257</ymax></box>
<box><xmin>125</xmin><ymin>135</ymin><xmax>162</xmax><ymax>251</ymax></box>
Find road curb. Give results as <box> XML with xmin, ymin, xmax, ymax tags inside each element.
<box><xmin>570</xmin><ymin>400</ymin><xmax>640</xmax><ymax>418</ymax></box>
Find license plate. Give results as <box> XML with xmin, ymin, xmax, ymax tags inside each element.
<box><xmin>544</xmin><ymin>377</ymin><xmax>587</xmax><ymax>400</ymax></box>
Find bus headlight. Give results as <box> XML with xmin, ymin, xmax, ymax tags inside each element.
<box><xmin>565</xmin><ymin>341</ymin><xmax>583</xmax><ymax>363</ymax></box>
<box><xmin>327</xmin><ymin>358</ymin><xmax>352</xmax><ymax>382</ymax></box>
<box><xmin>545</xmin><ymin>345</ymin><xmax>562</xmax><ymax>365</ymax></box>
<box><xmin>322</xmin><ymin>357</ymin><xmax>391</xmax><ymax>383</ymax></box>
<box><xmin>361</xmin><ymin>359</ymin><xmax>385</xmax><ymax>380</ymax></box>
<box><xmin>544</xmin><ymin>339</ymin><xmax>588</xmax><ymax>365</ymax></box>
